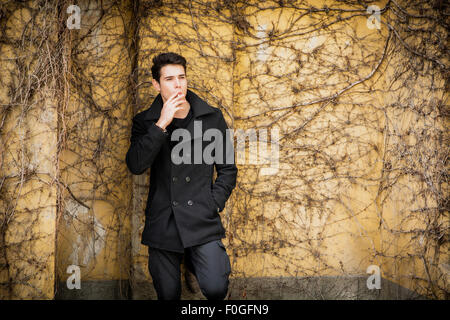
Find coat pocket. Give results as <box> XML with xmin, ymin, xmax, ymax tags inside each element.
<box><xmin>206</xmin><ymin>185</ymin><xmax>219</xmax><ymax>213</ymax></box>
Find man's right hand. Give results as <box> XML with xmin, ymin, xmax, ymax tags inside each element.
<box><xmin>156</xmin><ymin>92</ymin><xmax>186</xmax><ymax>130</ymax></box>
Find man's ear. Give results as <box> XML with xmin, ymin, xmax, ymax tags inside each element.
<box><xmin>152</xmin><ymin>79</ymin><xmax>160</xmax><ymax>92</ymax></box>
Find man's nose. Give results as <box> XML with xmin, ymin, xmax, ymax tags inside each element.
<box><xmin>175</xmin><ymin>78</ymin><xmax>181</xmax><ymax>87</ymax></box>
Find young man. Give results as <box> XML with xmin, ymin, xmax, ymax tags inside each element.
<box><xmin>125</xmin><ymin>52</ymin><xmax>238</xmax><ymax>300</ymax></box>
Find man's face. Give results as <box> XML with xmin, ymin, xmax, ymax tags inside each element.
<box><xmin>152</xmin><ymin>64</ymin><xmax>187</xmax><ymax>103</ymax></box>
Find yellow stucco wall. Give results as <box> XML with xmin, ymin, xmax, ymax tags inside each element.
<box><xmin>56</xmin><ymin>0</ymin><xmax>132</xmax><ymax>284</ymax></box>
<box><xmin>0</xmin><ymin>0</ymin><xmax>447</xmax><ymax>299</ymax></box>
<box><xmin>0</xmin><ymin>2</ymin><xmax>58</xmax><ymax>299</ymax></box>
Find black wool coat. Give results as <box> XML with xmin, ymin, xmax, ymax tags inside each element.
<box><xmin>125</xmin><ymin>89</ymin><xmax>238</xmax><ymax>250</ymax></box>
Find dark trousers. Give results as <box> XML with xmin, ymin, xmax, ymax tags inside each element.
<box><xmin>147</xmin><ymin>239</ymin><xmax>231</xmax><ymax>300</ymax></box>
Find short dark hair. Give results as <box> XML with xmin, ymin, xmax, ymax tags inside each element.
<box><xmin>151</xmin><ymin>52</ymin><xmax>187</xmax><ymax>82</ymax></box>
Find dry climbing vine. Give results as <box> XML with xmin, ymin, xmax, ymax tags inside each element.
<box><xmin>0</xmin><ymin>0</ymin><xmax>448</xmax><ymax>299</ymax></box>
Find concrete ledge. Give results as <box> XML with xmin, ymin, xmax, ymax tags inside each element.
<box><xmin>55</xmin><ymin>276</ymin><xmax>427</xmax><ymax>300</ymax></box>
<box><xmin>226</xmin><ymin>276</ymin><xmax>427</xmax><ymax>300</ymax></box>
<box><xmin>55</xmin><ymin>280</ymin><xmax>131</xmax><ymax>300</ymax></box>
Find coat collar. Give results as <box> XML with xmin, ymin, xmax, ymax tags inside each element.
<box><xmin>144</xmin><ymin>89</ymin><xmax>215</xmax><ymax>121</ymax></box>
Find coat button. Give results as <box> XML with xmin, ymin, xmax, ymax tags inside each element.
<box><xmin>187</xmin><ymin>200</ymin><xmax>193</xmax><ymax>206</ymax></box>
<box><xmin>172</xmin><ymin>176</ymin><xmax>178</xmax><ymax>182</ymax></box>
<box><xmin>172</xmin><ymin>201</ymin><xmax>178</xmax><ymax>206</ymax></box>
<box><xmin>185</xmin><ymin>176</ymin><xmax>190</xmax><ymax>182</ymax></box>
